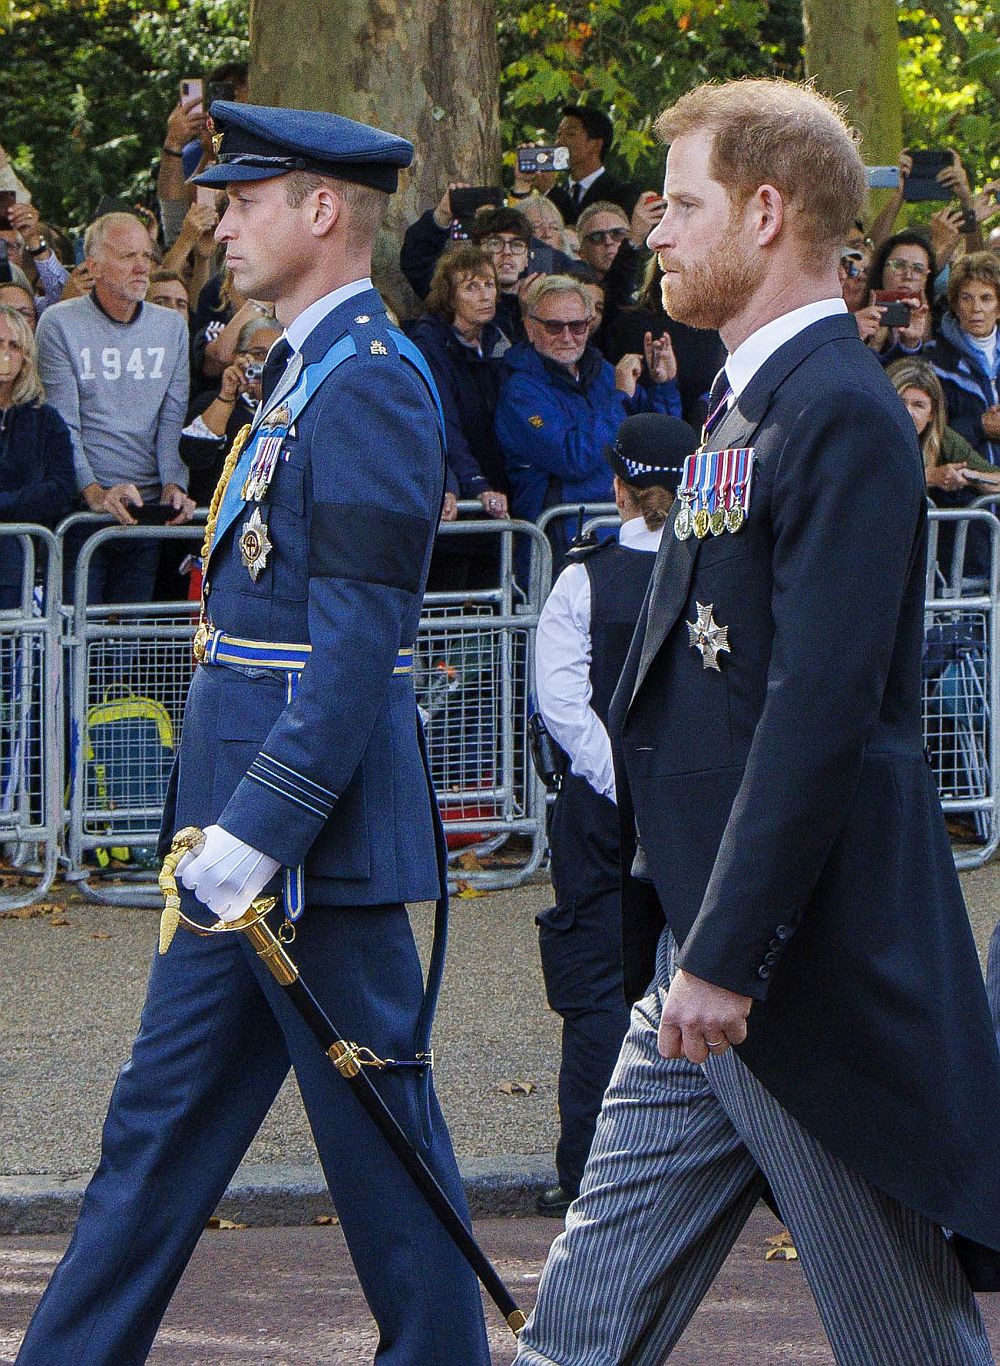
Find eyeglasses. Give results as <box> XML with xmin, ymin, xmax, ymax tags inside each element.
<box><xmin>885</xmin><ymin>259</ymin><xmax>930</xmax><ymax>278</ymax></box>
<box><xmin>582</xmin><ymin>227</ymin><xmax>629</xmax><ymax>246</ymax></box>
<box><xmin>529</xmin><ymin>315</ymin><xmax>590</xmax><ymax>338</ymax></box>
<box><xmin>481</xmin><ymin>237</ymin><xmax>528</xmax><ymax>256</ymax></box>
<box><xmin>238</xmin><ymin>348</ymin><xmax>272</xmax><ymax>362</ymax></box>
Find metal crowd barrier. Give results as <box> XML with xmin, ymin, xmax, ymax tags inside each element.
<box><xmin>60</xmin><ymin>515</ymin><xmax>204</xmax><ymax>906</ymax></box>
<box><xmin>2</xmin><ymin>502</ymin><xmax>996</xmax><ymax>909</ymax></box>
<box><xmin>418</xmin><ymin>510</ymin><xmax>551</xmax><ymax>889</ymax></box>
<box><xmin>0</xmin><ymin>526</ymin><xmax>62</xmax><ymax>909</ymax></box>
<box><xmin>924</xmin><ymin>507</ymin><xmax>1000</xmax><ymax>868</ymax></box>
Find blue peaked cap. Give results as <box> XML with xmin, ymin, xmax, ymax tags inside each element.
<box><xmin>192</xmin><ymin>101</ymin><xmax>413</xmax><ymax>193</ymax></box>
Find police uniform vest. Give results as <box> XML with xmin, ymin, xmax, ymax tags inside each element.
<box><xmin>582</xmin><ymin>537</ymin><xmax>659</xmax><ymax>728</ymax></box>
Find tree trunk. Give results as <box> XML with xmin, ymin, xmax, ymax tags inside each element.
<box><xmin>247</xmin><ymin>0</ymin><xmax>500</xmax><ymax>317</ymax></box>
<box><xmin>802</xmin><ymin>0</ymin><xmax>902</xmax><ymax>168</ymax></box>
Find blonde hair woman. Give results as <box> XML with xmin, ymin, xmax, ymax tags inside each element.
<box><xmin>0</xmin><ymin>303</ymin><xmax>76</xmax><ymax>604</ymax></box>
<box><xmin>885</xmin><ymin>356</ymin><xmax>1000</xmax><ymax>494</ymax></box>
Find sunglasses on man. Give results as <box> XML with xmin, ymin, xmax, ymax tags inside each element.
<box><xmin>582</xmin><ymin>227</ymin><xmax>629</xmax><ymax>246</ymax></box>
<box><xmin>529</xmin><ymin>315</ymin><xmax>590</xmax><ymax>337</ymax></box>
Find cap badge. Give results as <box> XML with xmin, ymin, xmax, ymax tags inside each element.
<box><xmin>211</xmin><ymin>131</ymin><xmax>224</xmax><ymax>157</ymax></box>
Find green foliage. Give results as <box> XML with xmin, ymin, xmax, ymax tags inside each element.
<box><xmin>898</xmin><ymin>5</ymin><xmax>1000</xmax><ymax>185</ymax></box>
<box><xmin>1</xmin><ymin>0</ymin><xmax>248</xmax><ymax>235</ymax></box>
<box><xmin>496</xmin><ymin>0</ymin><xmax>804</xmax><ymax>187</ymax></box>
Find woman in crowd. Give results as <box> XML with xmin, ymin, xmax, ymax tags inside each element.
<box><xmin>179</xmin><ymin>315</ymin><xmax>282</xmax><ymax>506</ymax></box>
<box><xmin>0</xmin><ymin>276</ymin><xmax>38</xmax><ymax>334</ymax></box>
<box><xmin>856</xmin><ymin>230</ymin><xmax>935</xmax><ymax>360</ymax></box>
<box><xmin>408</xmin><ymin>244</ymin><xmax>511</xmax><ymax>520</ymax></box>
<box><xmin>887</xmin><ymin>357</ymin><xmax>1000</xmax><ymax>493</ymax></box>
<box><xmin>887</xmin><ymin>356</ymin><xmax>1000</xmax><ymax>584</ymax></box>
<box><xmin>924</xmin><ymin>251</ymin><xmax>1000</xmax><ymax>464</ymax></box>
<box><xmin>518</xmin><ymin>194</ymin><xmax>575</xmax><ymax>259</ymax></box>
<box><xmin>0</xmin><ymin>303</ymin><xmax>76</xmax><ymax>607</ymax></box>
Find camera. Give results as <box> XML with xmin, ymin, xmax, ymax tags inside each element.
<box><xmin>244</xmin><ymin>362</ymin><xmax>263</xmax><ymax>382</ymax></box>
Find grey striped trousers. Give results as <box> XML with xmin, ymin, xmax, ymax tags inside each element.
<box><xmin>514</xmin><ymin>935</ymin><xmax>993</xmax><ymax>1366</ymax></box>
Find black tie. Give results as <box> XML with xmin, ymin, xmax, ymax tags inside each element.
<box><xmin>702</xmin><ymin>367</ymin><xmax>732</xmax><ymax>442</ymax></box>
<box><xmin>569</xmin><ymin>182</ymin><xmax>584</xmax><ymax>215</ymax></box>
<box><xmin>261</xmin><ymin>338</ymin><xmax>293</xmax><ymax>406</ymax></box>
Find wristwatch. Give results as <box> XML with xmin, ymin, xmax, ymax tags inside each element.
<box><xmin>27</xmin><ymin>238</ymin><xmax>49</xmax><ymax>257</ymax></box>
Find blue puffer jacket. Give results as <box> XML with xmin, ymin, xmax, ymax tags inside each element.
<box><xmin>495</xmin><ymin>341</ymin><xmax>682</xmax><ymax>526</ymax></box>
<box><xmin>925</xmin><ymin>312</ymin><xmax>1000</xmax><ymax>464</ymax></box>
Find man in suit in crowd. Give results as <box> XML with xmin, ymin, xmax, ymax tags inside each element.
<box><xmin>17</xmin><ymin>101</ymin><xmax>490</xmax><ymax>1366</ymax></box>
<box><xmin>514</xmin><ymin>77</ymin><xmax>1000</xmax><ymax>1366</ymax></box>
<box><xmin>545</xmin><ymin>105</ymin><xmax>639</xmax><ymax>226</ymax></box>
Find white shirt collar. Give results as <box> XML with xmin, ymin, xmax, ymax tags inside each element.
<box><xmin>620</xmin><ymin>515</ymin><xmax>663</xmax><ymax>551</ymax></box>
<box><xmin>725</xmin><ymin>297</ymin><xmax>847</xmax><ymax>400</ymax></box>
<box><xmin>282</xmin><ymin>277</ymin><xmax>373</xmax><ymax>355</ymax></box>
<box><xmin>570</xmin><ymin>166</ymin><xmax>605</xmax><ymax>195</ymax></box>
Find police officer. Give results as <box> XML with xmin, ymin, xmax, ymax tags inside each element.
<box><xmin>16</xmin><ymin>103</ymin><xmax>491</xmax><ymax>1365</ymax></box>
<box><xmin>533</xmin><ymin>412</ymin><xmax>692</xmax><ymax>1215</ymax></box>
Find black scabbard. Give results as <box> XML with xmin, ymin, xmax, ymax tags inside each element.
<box><xmin>244</xmin><ymin>916</ymin><xmax>525</xmax><ymax>1335</ymax></box>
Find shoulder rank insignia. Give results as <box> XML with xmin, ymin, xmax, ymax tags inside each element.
<box><xmin>239</xmin><ymin>507</ymin><xmax>272</xmax><ymax>582</ymax></box>
<box><xmin>370</xmin><ymin>339</ymin><xmax>389</xmax><ymax>355</ymax></box>
<box><xmin>529</xmin><ymin>415</ymin><xmax>544</xmax><ymax>428</ymax></box>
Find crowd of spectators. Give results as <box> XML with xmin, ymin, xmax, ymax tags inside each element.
<box><xmin>2</xmin><ymin>75</ymin><xmax>1000</xmax><ymax>608</ymax></box>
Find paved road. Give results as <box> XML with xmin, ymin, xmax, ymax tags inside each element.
<box><xmin>3</xmin><ymin>1206</ymin><xmax>998</xmax><ymax>1364</ymax></box>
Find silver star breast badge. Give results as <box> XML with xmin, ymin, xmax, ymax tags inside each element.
<box><xmin>239</xmin><ymin>507</ymin><xmax>272</xmax><ymax>582</ymax></box>
<box><xmin>687</xmin><ymin>602</ymin><xmax>730</xmax><ymax>671</ymax></box>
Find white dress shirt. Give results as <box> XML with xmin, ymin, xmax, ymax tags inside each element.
<box><xmin>724</xmin><ymin>297</ymin><xmax>847</xmax><ymax>401</ymax></box>
<box><xmin>535</xmin><ymin>516</ymin><xmax>663</xmax><ymax>803</ymax></box>
<box><xmin>568</xmin><ymin>167</ymin><xmax>606</xmax><ymax>202</ymax></box>
<box><xmin>282</xmin><ymin>276</ymin><xmax>373</xmax><ymax>354</ymax></box>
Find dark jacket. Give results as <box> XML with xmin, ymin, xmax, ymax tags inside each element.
<box><xmin>179</xmin><ymin>390</ymin><xmax>255</xmax><ymax>507</ymax></box>
<box><xmin>0</xmin><ymin>401</ymin><xmax>76</xmax><ymax>600</ymax></box>
<box><xmin>925</xmin><ymin>312</ymin><xmax>1000</xmax><ymax>463</ymax></box>
<box><xmin>602</xmin><ymin>304</ymin><xmax>725</xmax><ymax>429</ymax></box>
<box><xmin>406</xmin><ymin>314</ymin><xmax>509</xmax><ymax>496</ymax></box>
<box><xmin>399</xmin><ymin>210</ymin><xmax>574</xmax><ymax>308</ymax></box>
<box><xmin>548</xmin><ymin>170</ymin><xmax>640</xmax><ymax>225</ymax></box>
<box><xmin>495</xmin><ymin>340</ymin><xmax>680</xmax><ymax>528</ymax></box>
<box><xmin>609</xmin><ymin>311</ymin><xmax>1000</xmax><ymax>1277</ymax></box>
<box><xmin>164</xmin><ymin>286</ymin><xmax>445</xmax><ymax>907</ymax></box>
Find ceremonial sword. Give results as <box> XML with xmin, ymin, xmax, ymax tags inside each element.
<box><xmin>158</xmin><ymin>826</ymin><xmax>526</xmax><ymax>1336</ymax></box>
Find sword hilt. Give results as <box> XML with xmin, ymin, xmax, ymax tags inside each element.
<box><xmin>157</xmin><ymin>825</ymin><xmax>279</xmax><ymax>955</ymax></box>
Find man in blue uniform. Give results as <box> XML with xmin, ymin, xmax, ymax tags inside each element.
<box><xmin>16</xmin><ymin>103</ymin><xmax>491</xmax><ymax>1366</ymax></box>
<box><xmin>532</xmin><ymin>414</ymin><xmax>689</xmax><ymax>1216</ymax></box>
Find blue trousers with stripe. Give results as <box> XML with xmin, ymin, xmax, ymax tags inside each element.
<box><xmin>514</xmin><ymin>930</ymin><xmax>993</xmax><ymax>1366</ymax></box>
<box><xmin>15</xmin><ymin>904</ymin><xmax>489</xmax><ymax>1366</ymax></box>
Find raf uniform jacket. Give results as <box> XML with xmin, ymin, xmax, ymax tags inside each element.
<box><xmin>160</xmin><ymin>286</ymin><xmax>444</xmax><ymax>908</ymax></box>
<box><xmin>608</xmin><ymin>312</ymin><xmax>1000</xmax><ymax>1266</ymax></box>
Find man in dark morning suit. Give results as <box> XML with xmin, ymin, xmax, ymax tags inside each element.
<box><xmin>514</xmin><ymin>79</ymin><xmax>1000</xmax><ymax>1366</ymax></box>
<box><xmin>16</xmin><ymin>104</ymin><xmax>490</xmax><ymax>1365</ymax></box>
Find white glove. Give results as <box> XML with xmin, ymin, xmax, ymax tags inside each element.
<box><xmin>175</xmin><ymin>823</ymin><xmax>280</xmax><ymax>922</ymax></box>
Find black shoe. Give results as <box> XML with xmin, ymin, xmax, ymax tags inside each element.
<box><xmin>536</xmin><ymin>1184</ymin><xmax>577</xmax><ymax>1217</ymax></box>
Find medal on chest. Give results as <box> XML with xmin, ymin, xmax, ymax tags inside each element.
<box><xmin>241</xmin><ymin>434</ymin><xmax>284</xmax><ymax>502</ymax></box>
<box><xmin>675</xmin><ymin>447</ymin><xmax>756</xmax><ymax>542</ymax></box>
<box><xmin>239</xmin><ymin>506</ymin><xmax>273</xmax><ymax>581</ymax></box>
